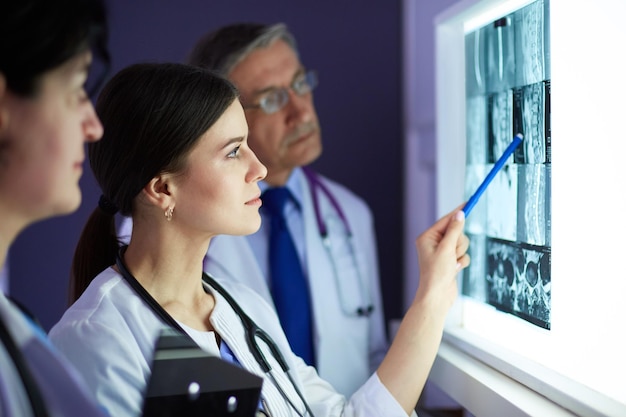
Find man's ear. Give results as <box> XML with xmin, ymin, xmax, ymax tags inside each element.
<box><xmin>142</xmin><ymin>173</ymin><xmax>175</xmax><ymax>211</ymax></box>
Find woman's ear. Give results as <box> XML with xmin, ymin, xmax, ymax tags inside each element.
<box><xmin>142</xmin><ymin>173</ymin><xmax>175</xmax><ymax>211</ymax></box>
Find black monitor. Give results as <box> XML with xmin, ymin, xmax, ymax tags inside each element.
<box><xmin>141</xmin><ymin>329</ymin><xmax>263</xmax><ymax>417</ymax></box>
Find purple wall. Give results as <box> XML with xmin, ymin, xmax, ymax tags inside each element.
<box><xmin>9</xmin><ymin>0</ymin><xmax>403</xmax><ymax>331</ymax></box>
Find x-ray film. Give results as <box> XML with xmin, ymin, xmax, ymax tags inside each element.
<box><xmin>513</xmin><ymin>80</ymin><xmax>551</xmax><ymax>164</ymax></box>
<box><xmin>486</xmin><ymin>163</ymin><xmax>518</xmax><ymax>241</ymax></box>
<box><xmin>462</xmin><ymin>0</ymin><xmax>551</xmax><ymax>329</ymax></box>
<box><xmin>486</xmin><ymin>238</ymin><xmax>551</xmax><ymax>329</ymax></box>
<box><xmin>486</xmin><ymin>15</ymin><xmax>516</xmax><ymax>94</ymax></box>
<box><xmin>466</xmin><ymin>95</ymin><xmax>488</xmax><ymax>165</ymax></box>
<box><xmin>517</xmin><ymin>165</ymin><xmax>551</xmax><ymax>246</ymax></box>
<box><xmin>514</xmin><ymin>0</ymin><xmax>550</xmax><ymax>87</ymax></box>
<box><xmin>488</xmin><ymin>91</ymin><xmax>513</xmax><ymax>163</ymax></box>
<box><xmin>462</xmin><ymin>233</ymin><xmax>488</xmax><ymax>303</ymax></box>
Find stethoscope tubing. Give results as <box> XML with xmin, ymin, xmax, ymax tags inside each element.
<box><xmin>302</xmin><ymin>167</ymin><xmax>352</xmax><ymax>238</ymax></box>
<box><xmin>302</xmin><ymin>167</ymin><xmax>374</xmax><ymax>317</ymax></box>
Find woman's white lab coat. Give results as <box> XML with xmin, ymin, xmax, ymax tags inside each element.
<box><xmin>49</xmin><ymin>269</ymin><xmax>412</xmax><ymax>417</ymax></box>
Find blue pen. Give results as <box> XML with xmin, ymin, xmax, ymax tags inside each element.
<box><xmin>462</xmin><ymin>133</ymin><xmax>523</xmax><ymax>216</ymax></box>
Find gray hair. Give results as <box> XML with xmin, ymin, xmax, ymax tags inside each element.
<box><xmin>187</xmin><ymin>23</ymin><xmax>299</xmax><ymax>76</ymax></box>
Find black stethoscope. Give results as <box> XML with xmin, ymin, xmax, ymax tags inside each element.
<box><xmin>301</xmin><ymin>167</ymin><xmax>374</xmax><ymax>317</ymax></box>
<box><xmin>116</xmin><ymin>247</ymin><xmax>315</xmax><ymax>417</ymax></box>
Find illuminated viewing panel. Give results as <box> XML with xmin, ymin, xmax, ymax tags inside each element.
<box><xmin>462</xmin><ymin>0</ymin><xmax>551</xmax><ymax>329</ymax></box>
<box><xmin>434</xmin><ymin>0</ymin><xmax>626</xmax><ymax>411</ymax></box>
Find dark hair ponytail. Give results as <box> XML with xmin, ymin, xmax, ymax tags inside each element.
<box><xmin>70</xmin><ymin>208</ymin><xmax>118</xmax><ymax>303</ymax></box>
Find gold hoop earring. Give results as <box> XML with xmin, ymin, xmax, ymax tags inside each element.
<box><xmin>165</xmin><ymin>206</ymin><xmax>174</xmax><ymax>222</ymax></box>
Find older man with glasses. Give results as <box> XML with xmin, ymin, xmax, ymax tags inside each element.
<box><xmin>186</xmin><ymin>23</ymin><xmax>389</xmax><ymax>397</ymax></box>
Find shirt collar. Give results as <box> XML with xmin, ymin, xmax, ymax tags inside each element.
<box><xmin>259</xmin><ymin>167</ymin><xmax>304</xmax><ymax>210</ymax></box>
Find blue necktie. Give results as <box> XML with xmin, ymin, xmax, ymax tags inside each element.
<box><xmin>262</xmin><ymin>187</ymin><xmax>315</xmax><ymax>366</ymax></box>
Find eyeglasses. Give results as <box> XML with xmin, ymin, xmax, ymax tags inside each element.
<box><xmin>244</xmin><ymin>70</ymin><xmax>318</xmax><ymax>115</ymax></box>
